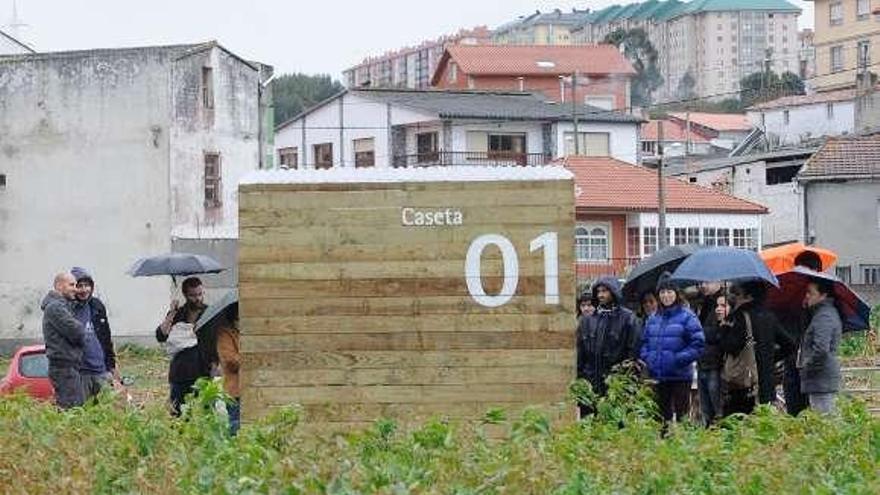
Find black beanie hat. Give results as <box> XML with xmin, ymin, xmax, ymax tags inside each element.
<box><xmin>656</xmin><ymin>271</ymin><xmax>676</xmax><ymax>292</ymax></box>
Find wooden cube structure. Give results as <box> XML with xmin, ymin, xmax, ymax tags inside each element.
<box><xmin>238</xmin><ymin>167</ymin><xmax>576</xmax><ymax>427</ymax></box>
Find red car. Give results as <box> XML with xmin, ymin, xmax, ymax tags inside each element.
<box><xmin>0</xmin><ymin>345</ymin><xmax>54</xmax><ymax>401</ymax></box>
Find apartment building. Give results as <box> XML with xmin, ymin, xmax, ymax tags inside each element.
<box><xmin>495</xmin><ymin>1</ymin><xmax>801</xmax><ymax>103</ymax></box>
<box><xmin>807</xmin><ymin>0</ymin><xmax>879</xmax><ymax>91</ymax></box>
<box><xmin>343</xmin><ymin>27</ymin><xmax>490</xmax><ymax>89</ymax></box>
<box><xmin>799</xmin><ymin>28</ymin><xmax>817</xmax><ymax>80</ymax></box>
<box><xmin>492</xmin><ymin>9</ymin><xmax>593</xmax><ymax>45</ymax></box>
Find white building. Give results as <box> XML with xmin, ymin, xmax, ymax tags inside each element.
<box><xmin>747</xmin><ymin>89</ymin><xmax>856</xmax><ymax>146</ymax></box>
<box><xmin>668</xmin><ymin>147</ymin><xmax>818</xmax><ymax>246</ymax></box>
<box><xmin>0</xmin><ymin>42</ymin><xmax>272</xmax><ymax>346</ymax></box>
<box><xmin>274</xmin><ymin>88</ymin><xmax>642</xmax><ymax>169</ymax></box>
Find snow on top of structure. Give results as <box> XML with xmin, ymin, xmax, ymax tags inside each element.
<box><xmin>241</xmin><ymin>166</ymin><xmax>573</xmax><ymax>185</ymax></box>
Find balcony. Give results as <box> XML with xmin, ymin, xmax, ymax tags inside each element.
<box><xmin>392</xmin><ymin>151</ymin><xmax>553</xmax><ymax>168</ymax></box>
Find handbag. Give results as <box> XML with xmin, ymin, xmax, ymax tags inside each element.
<box><xmin>723</xmin><ymin>311</ymin><xmax>759</xmax><ymax>392</ymax></box>
<box><xmin>163</xmin><ymin>322</ymin><xmax>198</xmax><ymax>357</ymax></box>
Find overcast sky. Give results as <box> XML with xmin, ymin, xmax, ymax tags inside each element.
<box><xmin>6</xmin><ymin>0</ymin><xmax>813</xmax><ymax>79</ymax></box>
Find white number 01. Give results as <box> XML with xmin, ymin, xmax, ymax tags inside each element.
<box><xmin>465</xmin><ymin>232</ymin><xmax>559</xmax><ymax>308</ymax></box>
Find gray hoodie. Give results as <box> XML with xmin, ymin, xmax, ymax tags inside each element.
<box><xmin>41</xmin><ymin>291</ymin><xmax>85</xmax><ymax>367</ymax></box>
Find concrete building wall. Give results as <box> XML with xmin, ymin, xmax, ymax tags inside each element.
<box><xmin>555</xmin><ymin>121</ymin><xmax>640</xmax><ymax>164</ymax></box>
<box><xmin>0</xmin><ymin>49</ymin><xmax>176</xmax><ymax>340</ymax></box>
<box><xmin>170</xmin><ymin>47</ymin><xmax>263</xmax><ymax>240</ymax></box>
<box><xmin>748</xmin><ymin>100</ymin><xmax>855</xmax><ymax>145</ymax></box>
<box><xmin>805</xmin><ymin>180</ymin><xmax>880</xmax><ymax>285</ymax></box>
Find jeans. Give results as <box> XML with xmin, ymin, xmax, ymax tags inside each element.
<box><xmin>49</xmin><ymin>365</ymin><xmax>84</xmax><ymax>409</ymax></box>
<box><xmin>809</xmin><ymin>393</ymin><xmax>837</xmax><ymax>415</ymax></box>
<box><xmin>169</xmin><ymin>380</ymin><xmax>197</xmax><ymax>417</ymax></box>
<box><xmin>81</xmin><ymin>372</ymin><xmax>108</xmax><ymax>401</ymax></box>
<box><xmin>227</xmin><ymin>398</ymin><xmax>241</xmax><ymax>436</ymax></box>
<box><xmin>698</xmin><ymin>368</ymin><xmax>722</xmax><ymax>425</ymax></box>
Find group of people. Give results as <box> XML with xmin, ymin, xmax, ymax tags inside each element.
<box><xmin>576</xmin><ymin>252</ymin><xmax>843</xmax><ymax>424</ymax></box>
<box><xmin>40</xmin><ymin>272</ymin><xmax>242</xmax><ymax>434</ymax></box>
<box><xmin>40</xmin><ymin>269</ymin><xmax>120</xmax><ymax>409</ymax></box>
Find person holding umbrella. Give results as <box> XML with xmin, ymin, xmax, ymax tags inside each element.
<box><xmin>798</xmin><ymin>278</ymin><xmax>843</xmax><ymax>414</ymax></box>
<box><xmin>155</xmin><ymin>277</ymin><xmax>213</xmax><ymax>416</ymax></box>
<box><xmin>194</xmin><ymin>290</ymin><xmax>240</xmax><ymax>435</ymax></box>
<box><xmin>639</xmin><ymin>273</ymin><xmax>705</xmax><ymax>424</ymax></box>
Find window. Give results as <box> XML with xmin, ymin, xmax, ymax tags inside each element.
<box><xmin>716</xmin><ymin>228</ymin><xmax>731</xmax><ymax>246</ymax></box>
<box><xmin>831</xmin><ymin>45</ymin><xmax>844</xmax><ymax>72</ymax></box>
<box><xmin>765</xmin><ymin>165</ymin><xmax>800</xmax><ymax>185</ymax></box>
<box><xmin>783</xmin><ymin>110</ymin><xmax>790</xmax><ymax>125</ymax></box>
<box><xmin>202</xmin><ymin>67</ymin><xmax>214</xmax><ymax>109</ymax></box>
<box><xmin>204</xmin><ymin>152</ymin><xmax>221</xmax><ymax>209</ymax></box>
<box><xmin>313</xmin><ymin>143</ymin><xmax>333</xmax><ymax>169</ymax></box>
<box><xmin>448</xmin><ymin>62</ymin><xmax>458</xmax><ymax>83</ymax></box>
<box><xmin>278</xmin><ymin>147</ymin><xmax>298</xmax><ymax>169</ymax></box>
<box><xmin>627</xmin><ymin>227</ymin><xmax>641</xmax><ymax>258</ymax></box>
<box><xmin>563</xmin><ymin>132</ymin><xmax>610</xmax><ymax>156</ymax></box>
<box><xmin>353</xmin><ymin>138</ymin><xmax>375</xmax><ymax>168</ymax></box>
<box><xmin>830</xmin><ymin>2</ymin><xmax>843</xmax><ymax>25</ymax></box>
<box><xmin>18</xmin><ymin>352</ymin><xmax>48</xmax><ymax>378</ymax></box>
<box><xmin>858</xmin><ymin>40</ymin><xmax>871</xmax><ymax>68</ymax></box>
<box><xmin>416</xmin><ymin>132</ymin><xmax>439</xmax><ymax>163</ymax></box>
<box><xmin>489</xmin><ymin>134</ymin><xmax>526</xmax><ymax>154</ymax></box>
<box><xmin>674</xmin><ymin>227</ymin><xmax>700</xmax><ymax>245</ymax></box>
<box><xmin>863</xmin><ymin>265</ymin><xmax>880</xmax><ymax>285</ymax></box>
<box><xmin>703</xmin><ymin>227</ymin><xmax>718</xmax><ymax>246</ymax></box>
<box><xmin>641</xmin><ymin>141</ymin><xmax>657</xmax><ymax>154</ymax></box>
<box><xmin>643</xmin><ymin>226</ymin><xmax>658</xmax><ymax>255</ymax></box>
<box><xmin>575</xmin><ymin>224</ymin><xmax>610</xmax><ymax>262</ymax></box>
<box><xmin>857</xmin><ymin>0</ymin><xmax>870</xmax><ymax>19</ymax></box>
<box><xmin>0</xmin><ymin>173</ymin><xmax>5</xmax><ymax>190</ymax></box>
<box><xmin>732</xmin><ymin>228</ymin><xmax>758</xmax><ymax>250</ymax></box>
<box><xmin>827</xmin><ymin>102</ymin><xmax>835</xmax><ymax>119</ymax></box>
<box><xmin>585</xmin><ymin>95</ymin><xmax>616</xmax><ymax>110</ymax></box>
<box><xmin>689</xmin><ymin>177</ymin><xmax>697</xmax><ymax>183</ymax></box>
<box><xmin>836</xmin><ymin>266</ymin><xmax>852</xmax><ymax>284</ymax></box>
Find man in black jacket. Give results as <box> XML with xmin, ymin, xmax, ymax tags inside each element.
<box><xmin>41</xmin><ymin>272</ymin><xmax>85</xmax><ymax>409</ymax></box>
<box><xmin>156</xmin><ymin>277</ymin><xmax>212</xmax><ymax>416</ymax></box>
<box><xmin>71</xmin><ymin>267</ymin><xmax>120</xmax><ymax>399</ymax></box>
<box><xmin>576</xmin><ymin>276</ymin><xmax>642</xmax><ymax>416</ymax></box>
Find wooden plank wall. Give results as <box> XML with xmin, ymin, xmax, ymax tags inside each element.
<box><xmin>239</xmin><ymin>178</ymin><xmax>576</xmax><ymax>427</ymax></box>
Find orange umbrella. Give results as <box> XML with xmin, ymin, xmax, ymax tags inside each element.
<box><xmin>760</xmin><ymin>242</ymin><xmax>838</xmax><ymax>274</ymax></box>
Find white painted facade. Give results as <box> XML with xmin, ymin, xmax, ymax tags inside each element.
<box><xmin>274</xmin><ymin>91</ymin><xmax>641</xmax><ymax>168</ymax></box>
<box><xmin>747</xmin><ymin>100</ymin><xmax>855</xmax><ymax>146</ymax></box>
<box><xmin>628</xmin><ymin>211</ymin><xmax>763</xmax><ymax>258</ymax></box>
<box><xmin>0</xmin><ymin>44</ymin><xmax>269</xmax><ymax>342</ymax></box>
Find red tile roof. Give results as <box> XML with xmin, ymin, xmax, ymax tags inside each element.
<box><xmin>668</xmin><ymin>112</ymin><xmax>751</xmax><ymax>132</ymax></box>
<box><xmin>799</xmin><ymin>134</ymin><xmax>880</xmax><ymax>180</ymax></box>
<box><xmin>432</xmin><ymin>44</ymin><xmax>635</xmax><ymax>85</ymax></box>
<box><xmin>641</xmin><ymin>119</ymin><xmax>709</xmax><ymax>142</ymax></box>
<box><xmin>563</xmin><ymin>156</ymin><xmax>768</xmax><ymax>214</ymax></box>
<box><xmin>747</xmin><ymin>88</ymin><xmax>856</xmax><ymax>110</ymax></box>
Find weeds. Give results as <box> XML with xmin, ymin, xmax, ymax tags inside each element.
<box><xmin>1</xmin><ymin>374</ymin><xmax>879</xmax><ymax>494</ymax></box>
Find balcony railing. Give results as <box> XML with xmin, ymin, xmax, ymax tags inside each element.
<box><xmin>392</xmin><ymin>151</ymin><xmax>552</xmax><ymax>168</ymax></box>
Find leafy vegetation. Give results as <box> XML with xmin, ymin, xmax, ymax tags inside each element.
<box><xmin>273</xmin><ymin>73</ymin><xmax>344</xmax><ymax>125</ymax></box>
<box><xmin>603</xmin><ymin>28</ymin><xmax>663</xmax><ymax>107</ymax></box>
<box><xmin>739</xmin><ymin>70</ymin><xmax>805</xmax><ymax>108</ymax></box>
<box><xmin>2</xmin><ymin>370</ymin><xmax>879</xmax><ymax>494</ymax></box>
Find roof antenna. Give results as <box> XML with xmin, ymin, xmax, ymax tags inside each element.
<box><xmin>7</xmin><ymin>0</ymin><xmax>28</xmax><ymax>40</ymax></box>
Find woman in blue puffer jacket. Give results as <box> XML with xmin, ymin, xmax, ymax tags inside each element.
<box><xmin>640</xmin><ymin>272</ymin><xmax>705</xmax><ymax>423</ymax></box>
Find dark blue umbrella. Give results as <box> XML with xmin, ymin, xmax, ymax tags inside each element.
<box><xmin>767</xmin><ymin>266</ymin><xmax>871</xmax><ymax>332</ymax></box>
<box><xmin>622</xmin><ymin>244</ymin><xmax>703</xmax><ymax>301</ymax></box>
<box><xmin>670</xmin><ymin>247</ymin><xmax>779</xmax><ymax>287</ymax></box>
<box><xmin>127</xmin><ymin>253</ymin><xmax>224</xmax><ymax>278</ymax></box>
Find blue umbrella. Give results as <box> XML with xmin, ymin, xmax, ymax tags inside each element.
<box><xmin>767</xmin><ymin>266</ymin><xmax>871</xmax><ymax>332</ymax></box>
<box><xmin>670</xmin><ymin>247</ymin><xmax>779</xmax><ymax>287</ymax></box>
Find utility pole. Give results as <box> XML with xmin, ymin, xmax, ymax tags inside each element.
<box><xmin>685</xmin><ymin>111</ymin><xmax>691</xmax><ymax>156</ymax></box>
<box><xmin>658</xmin><ymin>119</ymin><xmax>667</xmax><ymax>249</ymax></box>
<box><xmin>572</xmin><ymin>71</ymin><xmax>580</xmax><ymax>154</ymax></box>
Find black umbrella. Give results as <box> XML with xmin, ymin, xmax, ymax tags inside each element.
<box><xmin>767</xmin><ymin>266</ymin><xmax>871</xmax><ymax>332</ymax></box>
<box><xmin>195</xmin><ymin>289</ymin><xmax>239</xmax><ymax>333</ymax></box>
<box><xmin>622</xmin><ymin>244</ymin><xmax>703</xmax><ymax>301</ymax></box>
<box><xmin>128</xmin><ymin>253</ymin><xmax>224</xmax><ymax>281</ymax></box>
